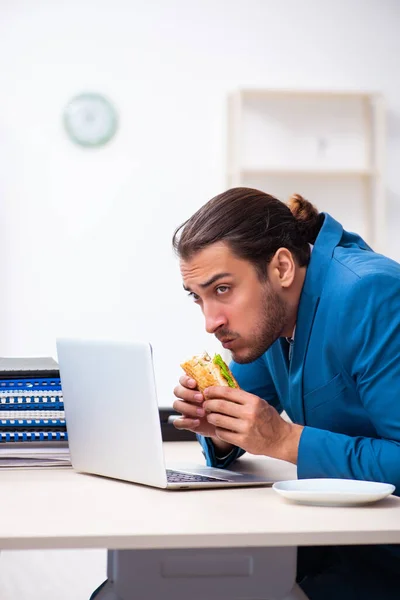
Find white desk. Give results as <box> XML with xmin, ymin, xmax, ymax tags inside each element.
<box><xmin>1</xmin><ymin>442</ymin><xmax>400</xmax><ymax>599</ymax></box>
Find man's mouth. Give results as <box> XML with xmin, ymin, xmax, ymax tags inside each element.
<box><xmin>220</xmin><ymin>339</ymin><xmax>235</xmax><ymax>349</ymax></box>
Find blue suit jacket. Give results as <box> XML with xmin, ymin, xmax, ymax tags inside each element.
<box><xmin>199</xmin><ymin>213</ymin><xmax>400</xmax><ymax>495</ymax></box>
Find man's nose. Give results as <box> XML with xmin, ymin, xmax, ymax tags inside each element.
<box><xmin>204</xmin><ymin>305</ymin><xmax>227</xmax><ymax>334</ymax></box>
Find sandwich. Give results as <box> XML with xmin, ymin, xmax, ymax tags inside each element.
<box><xmin>180</xmin><ymin>351</ymin><xmax>239</xmax><ymax>393</ymax></box>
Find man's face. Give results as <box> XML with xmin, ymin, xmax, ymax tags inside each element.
<box><xmin>180</xmin><ymin>242</ymin><xmax>289</xmax><ymax>364</ymax></box>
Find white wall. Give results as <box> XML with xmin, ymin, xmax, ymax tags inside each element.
<box><xmin>1</xmin><ymin>0</ymin><xmax>400</xmax><ymax>407</ymax></box>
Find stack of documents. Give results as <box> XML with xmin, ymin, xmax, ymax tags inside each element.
<box><xmin>0</xmin><ymin>443</ymin><xmax>71</xmax><ymax>469</ymax></box>
<box><xmin>0</xmin><ymin>357</ymin><xmax>71</xmax><ymax>469</ymax></box>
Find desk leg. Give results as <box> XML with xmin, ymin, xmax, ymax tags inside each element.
<box><xmin>90</xmin><ymin>578</ymin><xmax>121</xmax><ymax>600</ymax></box>
<box><xmin>284</xmin><ymin>584</ymin><xmax>310</xmax><ymax>599</ymax></box>
<box><xmin>90</xmin><ymin>547</ymin><xmax>309</xmax><ymax>600</ymax></box>
<box><xmin>90</xmin><ymin>551</ymin><xmax>122</xmax><ymax>600</ymax></box>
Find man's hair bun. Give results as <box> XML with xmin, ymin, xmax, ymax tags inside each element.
<box><xmin>288</xmin><ymin>193</ymin><xmax>321</xmax><ymax>243</ymax></box>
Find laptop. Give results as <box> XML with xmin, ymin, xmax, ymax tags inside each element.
<box><xmin>56</xmin><ymin>338</ymin><xmax>274</xmax><ymax>490</ymax></box>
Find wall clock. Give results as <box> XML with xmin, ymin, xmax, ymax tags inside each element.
<box><xmin>63</xmin><ymin>93</ymin><xmax>118</xmax><ymax>147</ymax></box>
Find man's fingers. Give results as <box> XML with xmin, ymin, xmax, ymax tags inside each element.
<box><xmin>203</xmin><ymin>386</ymin><xmax>249</xmax><ymax>404</ymax></box>
<box><xmin>173</xmin><ymin>383</ymin><xmax>204</xmax><ymax>404</ymax></box>
<box><xmin>214</xmin><ymin>427</ymin><xmax>241</xmax><ymax>446</ymax></box>
<box><xmin>179</xmin><ymin>375</ymin><xmax>198</xmax><ymax>389</ymax></box>
<box><xmin>173</xmin><ymin>417</ymin><xmax>200</xmax><ymax>430</ymax></box>
<box><xmin>206</xmin><ymin>412</ymin><xmax>244</xmax><ymax>433</ymax></box>
<box><xmin>173</xmin><ymin>399</ymin><xmax>205</xmax><ymax>418</ymax></box>
<box><xmin>203</xmin><ymin>399</ymin><xmax>242</xmax><ymax>418</ymax></box>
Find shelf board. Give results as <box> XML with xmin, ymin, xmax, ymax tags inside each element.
<box><xmin>235</xmin><ymin>168</ymin><xmax>376</xmax><ymax>178</ymax></box>
<box><xmin>236</xmin><ymin>89</ymin><xmax>380</xmax><ymax>101</ymax></box>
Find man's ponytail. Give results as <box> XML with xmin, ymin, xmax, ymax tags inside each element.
<box><xmin>288</xmin><ymin>193</ymin><xmax>323</xmax><ymax>245</ymax></box>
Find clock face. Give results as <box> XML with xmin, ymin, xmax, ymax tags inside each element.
<box><xmin>63</xmin><ymin>93</ymin><xmax>118</xmax><ymax>147</ymax></box>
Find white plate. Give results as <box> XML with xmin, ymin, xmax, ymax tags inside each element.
<box><xmin>272</xmin><ymin>478</ymin><xmax>395</xmax><ymax>506</ymax></box>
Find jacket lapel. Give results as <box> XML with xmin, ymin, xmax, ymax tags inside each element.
<box><xmin>288</xmin><ymin>214</ymin><xmax>343</xmax><ymax>425</ymax></box>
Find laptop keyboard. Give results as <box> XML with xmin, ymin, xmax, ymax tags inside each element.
<box><xmin>166</xmin><ymin>469</ymin><xmax>229</xmax><ymax>483</ymax></box>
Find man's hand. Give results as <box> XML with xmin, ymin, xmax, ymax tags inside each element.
<box><xmin>173</xmin><ymin>375</ymin><xmax>216</xmax><ymax>437</ymax></box>
<box><xmin>172</xmin><ymin>376</ymin><xmax>234</xmax><ymax>455</ymax></box>
<box><xmin>203</xmin><ymin>386</ymin><xmax>304</xmax><ymax>464</ymax></box>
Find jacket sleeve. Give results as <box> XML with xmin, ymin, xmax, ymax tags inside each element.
<box><xmin>298</xmin><ymin>272</ymin><xmax>400</xmax><ymax>494</ymax></box>
<box><xmin>199</xmin><ymin>354</ymin><xmax>280</xmax><ymax>468</ymax></box>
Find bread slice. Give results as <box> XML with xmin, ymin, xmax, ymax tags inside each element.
<box><xmin>180</xmin><ymin>351</ymin><xmax>238</xmax><ymax>393</ymax></box>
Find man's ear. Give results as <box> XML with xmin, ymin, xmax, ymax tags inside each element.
<box><xmin>268</xmin><ymin>248</ymin><xmax>296</xmax><ymax>289</ymax></box>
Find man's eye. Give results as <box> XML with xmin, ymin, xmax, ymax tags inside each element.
<box><xmin>216</xmin><ymin>286</ymin><xmax>230</xmax><ymax>295</ymax></box>
<box><xmin>187</xmin><ymin>291</ymin><xmax>200</xmax><ymax>302</ymax></box>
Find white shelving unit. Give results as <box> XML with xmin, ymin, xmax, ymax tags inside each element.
<box><xmin>227</xmin><ymin>89</ymin><xmax>386</xmax><ymax>252</ymax></box>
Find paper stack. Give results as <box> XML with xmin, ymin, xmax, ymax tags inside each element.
<box><xmin>0</xmin><ymin>356</ymin><xmax>71</xmax><ymax>469</ymax></box>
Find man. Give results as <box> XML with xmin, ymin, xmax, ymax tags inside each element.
<box><xmin>171</xmin><ymin>187</ymin><xmax>400</xmax><ymax>599</ymax></box>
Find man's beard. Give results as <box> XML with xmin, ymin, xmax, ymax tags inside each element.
<box><xmin>232</xmin><ymin>281</ymin><xmax>288</xmax><ymax>364</ymax></box>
